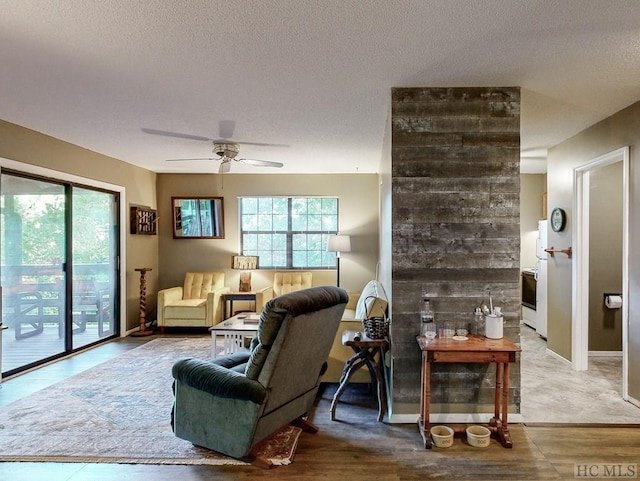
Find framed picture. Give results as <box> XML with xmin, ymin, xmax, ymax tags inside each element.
<box><xmin>130</xmin><ymin>205</ymin><xmax>157</xmax><ymax>235</ymax></box>
<box><xmin>172</xmin><ymin>197</ymin><xmax>224</xmax><ymax>239</ymax></box>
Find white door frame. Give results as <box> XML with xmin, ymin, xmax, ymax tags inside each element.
<box><xmin>572</xmin><ymin>146</ymin><xmax>629</xmax><ymax>400</ymax></box>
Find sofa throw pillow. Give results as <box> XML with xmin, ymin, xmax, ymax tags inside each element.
<box><xmin>355</xmin><ymin>280</ymin><xmax>388</xmax><ymax>320</ymax></box>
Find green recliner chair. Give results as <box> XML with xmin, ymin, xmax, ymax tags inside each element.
<box><xmin>171</xmin><ymin>285</ymin><xmax>348</xmax><ymax>460</ymax></box>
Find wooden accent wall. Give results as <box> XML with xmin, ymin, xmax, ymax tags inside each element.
<box><xmin>390</xmin><ymin>87</ymin><xmax>521</xmax><ymax>412</ymax></box>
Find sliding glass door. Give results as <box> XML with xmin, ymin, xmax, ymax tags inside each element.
<box><xmin>1</xmin><ymin>171</ymin><xmax>120</xmax><ymax>376</ymax></box>
<box><xmin>71</xmin><ymin>187</ymin><xmax>118</xmax><ymax>349</ymax></box>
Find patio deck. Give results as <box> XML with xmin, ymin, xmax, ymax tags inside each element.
<box><xmin>1</xmin><ymin>322</ymin><xmax>115</xmax><ymax>376</ymax></box>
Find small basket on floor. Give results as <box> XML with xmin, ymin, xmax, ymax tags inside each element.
<box><xmin>362</xmin><ymin>316</ymin><xmax>389</xmax><ymax>339</ymax></box>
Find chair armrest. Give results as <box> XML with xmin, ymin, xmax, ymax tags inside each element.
<box><xmin>158</xmin><ymin>286</ymin><xmax>184</xmax><ymax>304</ymax></box>
<box><xmin>254</xmin><ymin>286</ymin><xmax>273</xmax><ymax>313</ymax></box>
<box><xmin>345</xmin><ymin>291</ymin><xmax>360</xmax><ymax>311</ymax></box>
<box><xmin>157</xmin><ymin>287</ymin><xmax>183</xmax><ymax>326</ymax></box>
<box><xmin>206</xmin><ymin>286</ymin><xmax>231</xmax><ymax>325</ymax></box>
<box><xmin>172</xmin><ymin>357</ymin><xmax>266</xmax><ymax>404</ymax></box>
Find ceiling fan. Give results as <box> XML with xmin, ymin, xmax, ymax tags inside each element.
<box><xmin>142</xmin><ymin>122</ymin><xmax>287</xmax><ymax>173</ymax></box>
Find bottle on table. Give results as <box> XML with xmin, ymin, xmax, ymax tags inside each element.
<box><xmin>473</xmin><ymin>307</ymin><xmax>485</xmax><ymax>336</ymax></box>
<box><xmin>420</xmin><ymin>298</ymin><xmax>436</xmax><ymax>338</ymax></box>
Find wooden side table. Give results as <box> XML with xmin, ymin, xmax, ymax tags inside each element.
<box><xmin>222</xmin><ymin>292</ymin><xmax>257</xmax><ymax>320</ymax></box>
<box><xmin>416</xmin><ymin>335</ymin><xmax>520</xmax><ymax>449</ymax></box>
<box><xmin>330</xmin><ymin>330</ymin><xmax>388</xmax><ymax>422</ymax></box>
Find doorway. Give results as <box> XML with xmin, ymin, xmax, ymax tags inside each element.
<box><xmin>573</xmin><ymin>146</ymin><xmax>630</xmax><ymax>401</ymax></box>
<box><xmin>1</xmin><ymin>170</ymin><xmax>121</xmax><ymax>376</ymax></box>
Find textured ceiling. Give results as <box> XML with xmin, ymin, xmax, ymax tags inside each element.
<box><xmin>2</xmin><ymin>1</ymin><xmax>640</xmax><ymax>174</ymax></box>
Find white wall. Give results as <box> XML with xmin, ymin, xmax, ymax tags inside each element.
<box><xmin>520</xmin><ymin>174</ymin><xmax>546</xmax><ymax>268</ymax></box>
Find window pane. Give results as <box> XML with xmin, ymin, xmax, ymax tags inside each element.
<box><xmin>292</xmin><ymin>250</ymin><xmax>307</xmax><ymax>267</ymax></box>
<box><xmin>242</xmin><ymin>197</ymin><xmax>258</xmax><ymax>214</ymax></box>
<box><xmin>308</xmin><ymin>214</ymin><xmax>322</xmax><ymax>231</ymax></box>
<box><xmin>257</xmin><ymin>214</ymin><xmax>272</xmax><ymax>231</ymax></box>
<box><xmin>243</xmin><ymin>233</ymin><xmax>258</xmax><ymax>251</ymax></box>
<box><xmin>257</xmin><ymin>233</ymin><xmax>273</xmax><ymax>250</ymax></box>
<box><xmin>242</xmin><ymin>214</ymin><xmax>258</xmax><ymax>230</ymax></box>
<box><xmin>257</xmin><ymin>197</ymin><xmax>273</xmax><ymax>214</ymax></box>
<box><xmin>257</xmin><ymin>251</ymin><xmax>273</xmax><ymax>266</ymax></box>
<box><xmin>273</xmin><ymin>197</ymin><xmax>288</xmax><ymax>214</ymax></box>
<box><xmin>322</xmin><ymin>198</ymin><xmax>337</xmax><ymax>213</ymax></box>
<box><xmin>307</xmin><ymin>198</ymin><xmax>322</xmax><ymax>214</ymax></box>
<box><xmin>273</xmin><ymin>233</ymin><xmax>287</xmax><ymax>250</ymax></box>
<box><xmin>291</xmin><ymin>214</ymin><xmax>307</xmax><ymax>231</ymax></box>
<box><xmin>271</xmin><ymin>251</ymin><xmax>286</xmax><ymax>267</ymax></box>
<box><xmin>273</xmin><ymin>214</ymin><xmax>288</xmax><ymax>231</ymax></box>
<box><xmin>308</xmin><ymin>233</ymin><xmax>323</xmax><ymax>251</ymax></box>
<box><xmin>292</xmin><ymin>233</ymin><xmax>307</xmax><ymax>250</ymax></box>
<box><xmin>291</xmin><ymin>198</ymin><xmax>307</xmax><ymax>214</ymax></box>
<box><xmin>322</xmin><ymin>214</ymin><xmax>338</xmax><ymax>231</ymax></box>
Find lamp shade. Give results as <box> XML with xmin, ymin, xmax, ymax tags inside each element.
<box><xmin>232</xmin><ymin>255</ymin><xmax>259</xmax><ymax>270</ymax></box>
<box><xmin>327</xmin><ymin>235</ymin><xmax>351</xmax><ymax>253</ymax></box>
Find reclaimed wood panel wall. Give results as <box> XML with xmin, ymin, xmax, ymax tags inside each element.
<box><xmin>390</xmin><ymin>87</ymin><xmax>521</xmax><ymax>411</ymax></box>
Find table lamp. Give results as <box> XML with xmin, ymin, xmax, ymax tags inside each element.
<box><xmin>232</xmin><ymin>255</ymin><xmax>259</xmax><ymax>292</ymax></box>
<box><xmin>326</xmin><ymin>234</ymin><xmax>351</xmax><ymax>287</ymax></box>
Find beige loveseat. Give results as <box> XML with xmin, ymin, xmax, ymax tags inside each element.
<box><xmin>157</xmin><ymin>272</ymin><xmax>230</xmax><ymax>331</ymax></box>
<box><xmin>323</xmin><ymin>279</ymin><xmax>389</xmax><ymax>383</ymax></box>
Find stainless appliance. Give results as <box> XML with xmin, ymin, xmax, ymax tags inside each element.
<box><xmin>522</xmin><ymin>269</ymin><xmax>537</xmax><ymax>310</ymax></box>
<box><xmin>521</xmin><ymin>268</ymin><xmax>537</xmax><ymax>329</ymax></box>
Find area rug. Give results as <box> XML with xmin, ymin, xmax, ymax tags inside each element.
<box><xmin>0</xmin><ymin>337</ymin><xmax>301</xmax><ymax>465</ymax></box>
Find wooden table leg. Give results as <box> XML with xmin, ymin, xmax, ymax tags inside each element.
<box><xmin>362</xmin><ymin>347</ymin><xmax>386</xmax><ymax>421</ymax></box>
<box><xmin>330</xmin><ymin>350</ymin><xmax>367</xmax><ymax>421</ymax></box>
<box><xmin>490</xmin><ymin>362</ymin><xmax>513</xmax><ymax>448</ymax></box>
<box><xmin>494</xmin><ymin>361</ymin><xmax>503</xmax><ymax>421</ymax></box>
<box><xmin>418</xmin><ymin>352</ymin><xmax>432</xmax><ymax>449</ymax></box>
<box><xmin>499</xmin><ymin>362</ymin><xmax>513</xmax><ymax>448</ymax></box>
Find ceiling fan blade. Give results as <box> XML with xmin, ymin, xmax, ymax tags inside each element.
<box><xmin>218</xmin><ymin>120</ymin><xmax>236</xmax><ymax>139</ymax></box>
<box><xmin>165</xmin><ymin>157</ymin><xmax>217</xmax><ymax>162</ymax></box>
<box><xmin>142</xmin><ymin>128</ymin><xmax>213</xmax><ymax>142</ymax></box>
<box><xmin>219</xmin><ymin>161</ymin><xmax>232</xmax><ymax>173</ymax></box>
<box><xmin>225</xmin><ymin>140</ymin><xmax>290</xmax><ymax>148</ymax></box>
<box><xmin>238</xmin><ymin>158</ymin><xmax>284</xmax><ymax>168</ymax></box>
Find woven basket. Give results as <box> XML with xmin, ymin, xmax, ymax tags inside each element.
<box><xmin>362</xmin><ymin>316</ymin><xmax>389</xmax><ymax>339</ymax></box>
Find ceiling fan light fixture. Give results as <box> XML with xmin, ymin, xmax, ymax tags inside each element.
<box><xmin>214</xmin><ymin>142</ymin><xmax>240</xmax><ymax>159</ymax></box>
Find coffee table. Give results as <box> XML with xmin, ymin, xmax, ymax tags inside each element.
<box><xmin>209</xmin><ymin>312</ymin><xmax>260</xmax><ymax>358</ymax></box>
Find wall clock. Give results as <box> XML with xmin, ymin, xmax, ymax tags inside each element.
<box><xmin>550</xmin><ymin>207</ymin><xmax>566</xmax><ymax>232</ymax></box>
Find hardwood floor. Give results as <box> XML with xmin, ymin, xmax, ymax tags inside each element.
<box><xmin>1</xmin><ymin>334</ymin><xmax>639</xmax><ymax>481</ymax></box>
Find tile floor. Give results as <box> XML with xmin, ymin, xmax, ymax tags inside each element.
<box><xmin>520</xmin><ymin>323</ymin><xmax>640</xmax><ymax>423</ymax></box>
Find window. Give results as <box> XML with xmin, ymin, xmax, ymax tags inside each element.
<box><xmin>240</xmin><ymin>196</ymin><xmax>339</xmax><ymax>268</ymax></box>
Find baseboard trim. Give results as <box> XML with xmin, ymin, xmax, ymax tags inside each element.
<box><xmin>626</xmin><ymin>395</ymin><xmax>640</xmax><ymax>409</ymax></box>
<box><xmin>545</xmin><ymin>347</ymin><xmax>571</xmax><ymax>366</ymax></box>
<box><xmin>588</xmin><ymin>351</ymin><xmax>622</xmax><ymax>357</ymax></box>
<box><xmin>388</xmin><ymin>413</ymin><xmax>524</xmax><ymax>424</ymax></box>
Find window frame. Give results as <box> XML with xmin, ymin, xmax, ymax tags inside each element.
<box><xmin>239</xmin><ymin>196</ymin><xmax>339</xmax><ymax>269</ymax></box>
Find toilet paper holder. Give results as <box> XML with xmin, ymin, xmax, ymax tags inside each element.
<box><xmin>603</xmin><ymin>293</ymin><xmax>622</xmax><ymax>309</ymax></box>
